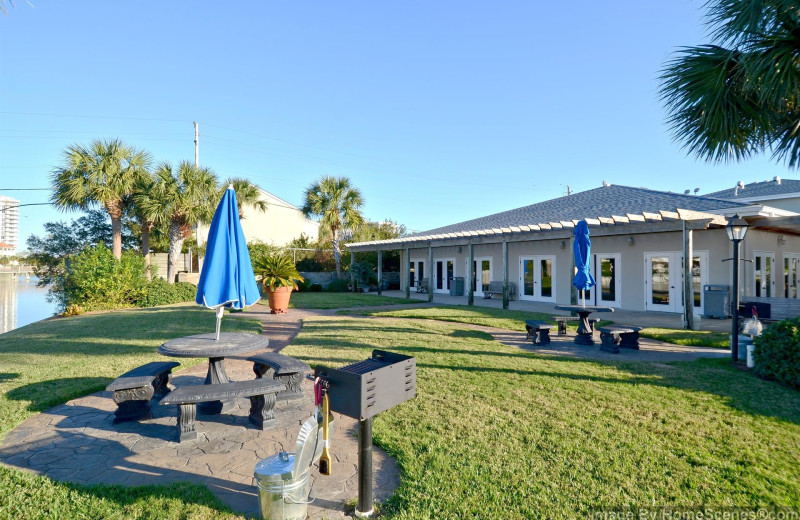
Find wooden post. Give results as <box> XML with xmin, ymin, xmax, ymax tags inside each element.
<box><xmin>428</xmin><ymin>245</ymin><xmax>434</xmax><ymax>303</ymax></box>
<box><xmin>683</xmin><ymin>221</ymin><xmax>694</xmax><ymax>330</ymax></box>
<box><xmin>405</xmin><ymin>247</ymin><xmax>411</xmax><ymax>299</ymax></box>
<box><xmin>468</xmin><ymin>243</ymin><xmax>474</xmax><ymax>306</ymax></box>
<box><xmin>502</xmin><ymin>241</ymin><xmax>509</xmax><ymax>309</ymax></box>
<box><xmin>350</xmin><ymin>251</ymin><xmax>356</xmax><ymax>292</ymax></box>
<box><xmin>377</xmin><ymin>250</ymin><xmax>383</xmax><ymax>296</ymax></box>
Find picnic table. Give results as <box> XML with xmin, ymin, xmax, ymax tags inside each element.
<box><xmin>158</xmin><ymin>332</ymin><xmax>269</xmax><ymax>414</ymax></box>
<box><xmin>553</xmin><ymin>304</ymin><xmax>614</xmax><ymax>346</ymax></box>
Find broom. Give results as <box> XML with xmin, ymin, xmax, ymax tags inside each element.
<box><xmin>319</xmin><ymin>388</ymin><xmax>332</xmax><ymax>475</ymax></box>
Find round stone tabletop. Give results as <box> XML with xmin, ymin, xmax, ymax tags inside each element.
<box><xmin>158</xmin><ymin>332</ymin><xmax>269</xmax><ymax>358</ymax></box>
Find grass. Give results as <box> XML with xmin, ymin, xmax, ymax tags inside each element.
<box><xmin>288</xmin><ymin>292</ymin><xmax>419</xmax><ymax>309</ymax></box>
<box><xmin>284</xmin><ymin>316</ymin><xmax>800</xmax><ymax>519</ymax></box>
<box><xmin>0</xmin><ymin>304</ymin><xmax>260</xmax><ymax>519</ymax></box>
<box><xmin>342</xmin><ymin>304</ymin><xmax>730</xmax><ymax>348</ymax></box>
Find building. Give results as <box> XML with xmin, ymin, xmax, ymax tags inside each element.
<box><xmin>197</xmin><ymin>187</ymin><xmax>319</xmax><ymax>247</ymax></box>
<box><xmin>0</xmin><ymin>196</ymin><xmax>20</xmax><ymax>255</ymax></box>
<box><xmin>347</xmin><ymin>182</ymin><xmax>800</xmax><ymax>326</ymax></box>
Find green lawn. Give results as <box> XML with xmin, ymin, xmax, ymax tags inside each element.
<box><xmin>288</xmin><ymin>292</ymin><xmax>419</xmax><ymax>309</ymax></box>
<box><xmin>0</xmin><ymin>304</ymin><xmax>259</xmax><ymax>519</ymax></box>
<box><xmin>284</xmin><ymin>316</ymin><xmax>800</xmax><ymax>518</ymax></box>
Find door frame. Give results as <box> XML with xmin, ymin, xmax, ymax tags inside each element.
<box><xmin>783</xmin><ymin>253</ymin><xmax>800</xmax><ymax>299</ymax></box>
<box><xmin>591</xmin><ymin>253</ymin><xmax>621</xmax><ymax>308</ymax></box>
<box><xmin>466</xmin><ymin>257</ymin><xmax>493</xmax><ymax>298</ymax></box>
<box><xmin>754</xmin><ymin>250</ymin><xmax>777</xmax><ymax>298</ymax></box>
<box><xmin>433</xmin><ymin>257</ymin><xmax>456</xmax><ymax>294</ymax></box>
<box><xmin>519</xmin><ymin>255</ymin><xmax>556</xmax><ymax>303</ymax></box>
<box><xmin>644</xmin><ymin>251</ymin><xmax>708</xmax><ymax>314</ymax></box>
<box><xmin>409</xmin><ymin>258</ymin><xmax>426</xmax><ymax>289</ymax></box>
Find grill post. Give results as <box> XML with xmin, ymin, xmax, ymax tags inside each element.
<box><xmin>355</xmin><ymin>417</ymin><xmax>374</xmax><ymax>518</ymax></box>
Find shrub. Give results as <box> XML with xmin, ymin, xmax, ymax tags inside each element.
<box><xmin>137</xmin><ymin>279</ymin><xmax>198</xmax><ymax>308</ymax></box>
<box><xmin>325</xmin><ymin>279</ymin><xmax>349</xmax><ymax>292</ymax></box>
<box><xmin>296</xmin><ymin>258</ymin><xmax>324</xmax><ymax>272</ymax></box>
<box><xmin>754</xmin><ymin>317</ymin><xmax>800</xmax><ymax>389</ymax></box>
<box><xmin>310</xmin><ymin>283</ymin><xmax>323</xmax><ymax>292</ymax></box>
<box><xmin>56</xmin><ymin>245</ymin><xmax>147</xmax><ymax>311</ymax></box>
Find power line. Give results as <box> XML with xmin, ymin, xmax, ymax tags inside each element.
<box><xmin>0</xmin><ymin>188</ymin><xmax>49</xmax><ymax>191</ymax></box>
<box><xmin>0</xmin><ymin>203</ymin><xmax>52</xmax><ymax>212</ymax></box>
<box><xmin>0</xmin><ymin>111</ymin><xmax>187</xmax><ymax>123</ymax></box>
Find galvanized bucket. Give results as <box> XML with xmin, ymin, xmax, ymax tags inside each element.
<box><xmin>254</xmin><ymin>452</ymin><xmax>312</xmax><ymax>520</ymax></box>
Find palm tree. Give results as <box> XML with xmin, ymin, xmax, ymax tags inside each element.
<box><xmin>154</xmin><ymin>160</ymin><xmax>219</xmax><ymax>283</ymax></box>
<box><xmin>223</xmin><ymin>177</ymin><xmax>268</xmax><ymax>219</ymax></box>
<box><xmin>659</xmin><ymin>0</ymin><xmax>800</xmax><ymax>167</ymax></box>
<box><xmin>130</xmin><ymin>171</ymin><xmax>169</xmax><ymax>279</ymax></box>
<box><xmin>302</xmin><ymin>176</ymin><xmax>364</xmax><ymax>277</ymax></box>
<box><xmin>51</xmin><ymin>139</ymin><xmax>151</xmax><ymax>260</ymax></box>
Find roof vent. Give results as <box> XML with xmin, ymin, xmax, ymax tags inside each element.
<box><xmin>602</xmin><ymin>180</ymin><xmax>610</xmax><ymax>187</ymax></box>
<box><xmin>775</xmin><ymin>176</ymin><xmax>782</xmax><ymax>184</ymax></box>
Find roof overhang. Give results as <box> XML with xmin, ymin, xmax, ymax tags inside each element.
<box><xmin>347</xmin><ymin>208</ymin><xmax>730</xmax><ymax>252</ymax></box>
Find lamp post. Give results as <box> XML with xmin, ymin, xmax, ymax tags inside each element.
<box><xmin>726</xmin><ymin>214</ymin><xmax>750</xmax><ymax>363</ymax></box>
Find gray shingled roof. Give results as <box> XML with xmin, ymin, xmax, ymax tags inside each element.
<box><xmin>705</xmin><ymin>178</ymin><xmax>800</xmax><ymax>200</ymax></box>
<box><xmin>408</xmin><ymin>185</ymin><xmax>745</xmax><ymax>238</ymax></box>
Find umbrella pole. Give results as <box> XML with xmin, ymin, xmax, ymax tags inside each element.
<box><xmin>215</xmin><ymin>306</ymin><xmax>224</xmax><ymax>341</ymax></box>
<box><xmin>581</xmin><ymin>290</ymin><xmax>585</xmax><ymax>307</ymax></box>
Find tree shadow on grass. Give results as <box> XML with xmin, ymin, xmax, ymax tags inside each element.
<box><xmin>0</xmin><ymin>373</ymin><xmax>19</xmax><ymax>383</ymax></box>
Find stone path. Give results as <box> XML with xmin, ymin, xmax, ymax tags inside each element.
<box><xmin>0</xmin><ymin>301</ymin><xmax>729</xmax><ymax>519</ymax></box>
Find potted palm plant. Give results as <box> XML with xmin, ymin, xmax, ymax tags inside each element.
<box><xmin>253</xmin><ymin>254</ymin><xmax>304</xmax><ymax>314</ymax></box>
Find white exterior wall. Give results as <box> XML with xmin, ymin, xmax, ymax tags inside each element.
<box><xmin>198</xmin><ymin>189</ymin><xmax>319</xmax><ymax>247</ymax></box>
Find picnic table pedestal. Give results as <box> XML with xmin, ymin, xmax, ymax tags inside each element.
<box><xmin>553</xmin><ymin>305</ymin><xmax>614</xmax><ymax>346</ymax></box>
<box><xmin>158</xmin><ymin>332</ymin><xmax>269</xmax><ymax>414</ymax></box>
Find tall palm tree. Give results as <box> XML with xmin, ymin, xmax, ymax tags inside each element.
<box><xmin>223</xmin><ymin>177</ymin><xmax>268</xmax><ymax>219</ymax></box>
<box><xmin>659</xmin><ymin>0</ymin><xmax>800</xmax><ymax>167</ymax></box>
<box><xmin>154</xmin><ymin>160</ymin><xmax>219</xmax><ymax>283</ymax></box>
<box><xmin>130</xmin><ymin>171</ymin><xmax>169</xmax><ymax>279</ymax></box>
<box><xmin>51</xmin><ymin>139</ymin><xmax>151</xmax><ymax>260</ymax></box>
<box><xmin>302</xmin><ymin>176</ymin><xmax>364</xmax><ymax>277</ymax></box>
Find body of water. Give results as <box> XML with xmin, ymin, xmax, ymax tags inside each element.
<box><xmin>0</xmin><ymin>274</ymin><xmax>59</xmax><ymax>334</ymax></box>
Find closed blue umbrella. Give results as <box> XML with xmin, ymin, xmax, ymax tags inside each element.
<box><xmin>572</xmin><ymin>220</ymin><xmax>596</xmax><ymax>306</ymax></box>
<box><xmin>196</xmin><ymin>185</ymin><xmax>261</xmax><ymax>340</ymax></box>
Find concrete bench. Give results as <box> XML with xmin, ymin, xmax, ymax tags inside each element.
<box><xmin>247</xmin><ymin>352</ymin><xmax>311</xmax><ymax>401</ymax></box>
<box><xmin>597</xmin><ymin>325</ymin><xmax>644</xmax><ymax>353</ymax></box>
<box><xmin>553</xmin><ymin>316</ymin><xmax>600</xmax><ymax>335</ymax></box>
<box><xmin>159</xmin><ymin>379</ymin><xmax>286</xmax><ymax>442</ymax></box>
<box><xmin>105</xmin><ymin>361</ymin><xmax>180</xmax><ymax>423</ymax></box>
<box><xmin>525</xmin><ymin>320</ymin><xmax>553</xmax><ymax>346</ymax></box>
<box><xmin>484</xmin><ymin>281</ymin><xmax>516</xmax><ymax>300</ymax></box>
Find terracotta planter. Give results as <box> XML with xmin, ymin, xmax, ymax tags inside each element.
<box><xmin>266</xmin><ymin>286</ymin><xmax>293</xmax><ymax>314</ymax></box>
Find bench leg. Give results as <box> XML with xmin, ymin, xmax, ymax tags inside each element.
<box><xmin>177</xmin><ymin>403</ymin><xmax>197</xmax><ymax>442</ymax></box>
<box><xmin>152</xmin><ymin>371</ymin><xmax>172</xmax><ymax>397</ymax></box>
<box><xmin>558</xmin><ymin>321</ymin><xmax>567</xmax><ymax>336</ymax></box>
<box><xmin>619</xmin><ymin>331</ymin><xmax>641</xmax><ymax>350</ymax></box>
<box><xmin>249</xmin><ymin>393</ymin><xmax>278</xmax><ymax>430</ymax></box>
<box><xmin>253</xmin><ymin>364</ymin><xmax>305</xmax><ymax>401</ymax></box>
<box><xmin>537</xmin><ymin>329</ymin><xmax>551</xmax><ymax>346</ymax></box>
<box><xmin>599</xmin><ymin>332</ymin><xmax>620</xmax><ymax>354</ymax></box>
<box><xmin>111</xmin><ymin>386</ymin><xmax>155</xmax><ymax>423</ymax></box>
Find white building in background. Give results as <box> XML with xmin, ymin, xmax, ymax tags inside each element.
<box><xmin>0</xmin><ymin>196</ymin><xmax>20</xmax><ymax>255</ymax></box>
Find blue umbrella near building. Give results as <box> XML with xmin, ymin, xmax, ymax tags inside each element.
<box><xmin>572</xmin><ymin>220</ymin><xmax>596</xmax><ymax>307</ymax></box>
<box><xmin>196</xmin><ymin>185</ymin><xmax>261</xmax><ymax>340</ymax></box>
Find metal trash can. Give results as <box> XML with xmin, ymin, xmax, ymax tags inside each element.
<box><xmin>703</xmin><ymin>285</ymin><xmax>730</xmax><ymax>318</ymax></box>
<box><xmin>449</xmin><ymin>276</ymin><xmax>464</xmax><ymax>296</ymax></box>
<box><xmin>254</xmin><ymin>452</ymin><xmax>311</xmax><ymax>520</ymax></box>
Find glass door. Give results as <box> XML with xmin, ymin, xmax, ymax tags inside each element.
<box><xmin>519</xmin><ymin>255</ymin><xmax>555</xmax><ymax>302</ymax></box>
<box><xmin>467</xmin><ymin>257</ymin><xmax>492</xmax><ymax>297</ymax></box>
<box><xmin>754</xmin><ymin>251</ymin><xmax>776</xmax><ymax>297</ymax></box>
<box><xmin>592</xmin><ymin>254</ymin><xmax>621</xmax><ymax>307</ymax></box>
<box><xmin>645</xmin><ymin>253</ymin><xmax>679</xmax><ymax>312</ymax></box>
<box><xmin>434</xmin><ymin>258</ymin><xmax>455</xmax><ymax>294</ymax></box>
<box><xmin>409</xmin><ymin>260</ymin><xmax>425</xmax><ymax>289</ymax></box>
<box><xmin>784</xmin><ymin>253</ymin><xmax>800</xmax><ymax>298</ymax></box>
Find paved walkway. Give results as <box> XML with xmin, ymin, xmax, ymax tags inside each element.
<box><xmin>0</xmin><ymin>301</ymin><xmax>729</xmax><ymax>519</ymax></box>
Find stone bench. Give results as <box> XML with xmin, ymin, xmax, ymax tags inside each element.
<box><xmin>247</xmin><ymin>352</ymin><xmax>311</xmax><ymax>401</ymax></box>
<box><xmin>524</xmin><ymin>320</ymin><xmax>553</xmax><ymax>346</ymax></box>
<box><xmin>598</xmin><ymin>325</ymin><xmax>644</xmax><ymax>353</ymax></box>
<box><xmin>159</xmin><ymin>379</ymin><xmax>286</xmax><ymax>442</ymax></box>
<box><xmin>106</xmin><ymin>361</ymin><xmax>180</xmax><ymax>423</ymax></box>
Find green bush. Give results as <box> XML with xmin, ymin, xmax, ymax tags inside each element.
<box><xmin>296</xmin><ymin>258</ymin><xmax>324</xmax><ymax>272</ymax></box>
<box><xmin>754</xmin><ymin>317</ymin><xmax>800</xmax><ymax>389</ymax></box>
<box><xmin>310</xmin><ymin>283</ymin><xmax>323</xmax><ymax>292</ymax></box>
<box><xmin>137</xmin><ymin>279</ymin><xmax>197</xmax><ymax>308</ymax></box>
<box><xmin>325</xmin><ymin>279</ymin><xmax>349</xmax><ymax>292</ymax></box>
<box><xmin>56</xmin><ymin>245</ymin><xmax>147</xmax><ymax>311</ymax></box>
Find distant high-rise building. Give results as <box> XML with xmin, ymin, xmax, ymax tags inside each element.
<box><xmin>0</xmin><ymin>195</ymin><xmax>20</xmax><ymax>255</ymax></box>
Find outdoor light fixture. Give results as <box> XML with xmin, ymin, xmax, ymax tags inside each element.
<box><xmin>778</xmin><ymin>234</ymin><xmax>787</xmax><ymax>246</ymax></box>
<box><xmin>726</xmin><ymin>214</ymin><xmax>749</xmax><ymax>363</ymax></box>
<box><xmin>560</xmin><ymin>240</ymin><xmax>566</xmax><ymax>249</ymax></box>
<box><xmin>627</xmin><ymin>236</ymin><xmax>635</xmax><ymax>246</ymax></box>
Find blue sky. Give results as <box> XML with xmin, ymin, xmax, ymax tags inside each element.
<box><xmin>0</xmin><ymin>1</ymin><xmax>794</xmax><ymax>248</ymax></box>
